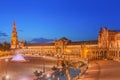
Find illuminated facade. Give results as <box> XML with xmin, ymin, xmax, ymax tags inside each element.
<box><xmin>98</xmin><ymin>27</ymin><xmax>120</xmax><ymax>61</ymax></box>
<box><xmin>11</xmin><ymin>21</ymin><xmax>18</xmax><ymax>49</ymax></box>
<box><xmin>11</xmin><ymin>21</ymin><xmax>25</xmax><ymax>49</ymax></box>
<box><xmin>11</xmin><ymin>23</ymin><xmax>120</xmax><ymax>61</ymax></box>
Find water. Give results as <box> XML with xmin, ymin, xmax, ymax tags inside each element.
<box><xmin>54</xmin><ymin>68</ymin><xmax>81</xmax><ymax>80</ymax></box>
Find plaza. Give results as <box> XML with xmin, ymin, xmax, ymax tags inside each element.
<box><xmin>1</xmin><ymin>0</ymin><xmax>120</xmax><ymax>80</ymax></box>
<box><xmin>0</xmin><ymin>56</ymin><xmax>56</xmax><ymax>80</ymax></box>
<box><xmin>82</xmin><ymin>60</ymin><xmax>120</xmax><ymax>80</ymax></box>
<box><xmin>1</xmin><ymin>21</ymin><xmax>120</xmax><ymax>80</ymax></box>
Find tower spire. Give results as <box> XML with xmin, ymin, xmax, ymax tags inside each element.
<box><xmin>11</xmin><ymin>21</ymin><xmax>18</xmax><ymax>49</ymax></box>
<box><xmin>13</xmin><ymin>20</ymin><xmax>16</xmax><ymax>30</ymax></box>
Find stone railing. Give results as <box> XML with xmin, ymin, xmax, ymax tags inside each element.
<box><xmin>73</xmin><ymin>62</ymin><xmax>88</xmax><ymax>80</ymax></box>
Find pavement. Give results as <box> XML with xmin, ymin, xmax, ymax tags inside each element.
<box><xmin>0</xmin><ymin>56</ymin><xmax>57</xmax><ymax>80</ymax></box>
<box><xmin>81</xmin><ymin>60</ymin><xmax>120</xmax><ymax>80</ymax></box>
<box><xmin>2</xmin><ymin>56</ymin><xmax>120</xmax><ymax>80</ymax></box>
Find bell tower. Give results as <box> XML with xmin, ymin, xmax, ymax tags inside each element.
<box><xmin>11</xmin><ymin>21</ymin><xmax>18</xmax><ymax>49</ymax></box>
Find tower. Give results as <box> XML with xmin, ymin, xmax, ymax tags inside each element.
<box><xmin>98</xmin><ymin>27</ymin><xmax>102</xmax><ymax>48</ymax></box>
<box><xmin>11</xmin><ymin>21</ymin><xmax>18</xmax><ymax>49</ymax></box>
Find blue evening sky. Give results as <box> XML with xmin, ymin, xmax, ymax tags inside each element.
<box><xmin>0</xmin><ymin>0</ymin><xmax>120</xmax><ymax>43</ymax></box>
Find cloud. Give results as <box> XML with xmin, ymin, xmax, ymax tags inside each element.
<box><xmin>0</xmin><ymin>32</ymin><xmax>8</xmax><ymax>37</ymax></box>
<box><xmin>31</xmin><ymin>37</ymin><xmax>54</xmax><ymax>43</ymax></box>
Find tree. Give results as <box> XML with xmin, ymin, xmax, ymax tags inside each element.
<box><xmin>0</xmin><ymin>42</ymin><xmax>10</xmax><ymax>51</ymax></box>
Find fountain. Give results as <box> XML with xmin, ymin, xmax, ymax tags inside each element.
<box><xmin>11</xmin><ymin>53</ymin><xmax>27</xmax><ymax>62</ymax></box>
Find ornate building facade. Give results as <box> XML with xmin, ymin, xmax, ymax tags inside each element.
<box><xmin>11</xmin><ymin>22</ymin><xmax>120</xmax><ymax>61</ymax></box>
<box><xmin>11</xmin><ymin>21</ymin><xmax>25</xmax><ymax>49</ymax></box>
<box><xmin>11</xmin><ymin>21</ymin><xmax>19</xmax><ymax>49</ymax></box>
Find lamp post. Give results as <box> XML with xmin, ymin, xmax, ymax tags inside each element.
<box><xmin>2</xmin><ymin>58</ymin><xmax>10</xmax><ymax>80</ymax></box>
<box><xmin>43</xmin><ymin>56</ymin><xmax>45</xmax><ymax>73</ymax></box>
<box><xmin>5</xmin><ymin>58</ymin><xmax>9</xmax><ymax>75</ymax></box>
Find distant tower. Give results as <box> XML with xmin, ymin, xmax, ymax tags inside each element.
<box><xmin>11</xmin><ymin>21</ymin><xmax>18</xmax><ymax>49</ymax></box>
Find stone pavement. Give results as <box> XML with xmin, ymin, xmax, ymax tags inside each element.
<box><xmin>80</xmin><ymin>60</ymin><xmax>120</xmax><ymax>80</ymax></box>
<box><xmin>80</xmin><ymin>61</ymin><xmax>100</xmax><ymax>80</ymax></box>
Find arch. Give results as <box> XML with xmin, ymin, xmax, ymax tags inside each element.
<box><xmin>119</xmin><ymin>51</ymin><xmax>120</xmax><ymax>57</ymax></box>
<box><xmin>92</xmin><ymin>51</ymin><xmax>95</xmax><ymax>60</ymax></box>
<box><xmin>87</xmin><ymin>51</ymin><xmax>90</xmax><ymax>60</ymax></box>
<box><xmin>100</xmin><ymin>51</ymin><xmax>103</xmax><ymax>59</ymax></box>
<box><xmin>96</xmin><ymin>51</ymin><xmax>99</xmax><ymax>60</ymax></box>
<box><xmin>104</xmin><ymin>51</ymin><xmax>107</xmax><ymax>58</ymax></box>
<box><xmin>56</xmin><ymin>47</ymin><xmax>62</xmax><ymax>55</ymax></box>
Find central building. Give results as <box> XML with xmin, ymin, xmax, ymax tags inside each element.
<box><xmin>10</xmin><ymin>22</ymin><xmax>120</xmax><ymax>61</ymax></box>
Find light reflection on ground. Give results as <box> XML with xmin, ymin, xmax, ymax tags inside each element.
<box><xmin>18</xmin><ymin>75</ymin><xmax>33</xmax><ymax>80</ymax></box>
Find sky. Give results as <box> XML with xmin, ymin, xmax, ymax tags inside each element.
<box><xmin>1</xmin><ymin>0</ymin><xmax>120</xmax><ymax>43</ymax></box>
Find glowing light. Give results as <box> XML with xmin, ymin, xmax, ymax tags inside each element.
<box><xmin>2</xmin><ymin>75</ymin><xmax>10</xmax><ymax>80</ymax></box>
<box><xmin>6</xmin><ymin>75</ymin><xmax>9</xmax><ymax>79</ymax></box>
<box><xmin>65</xmin><ymin>49</ymin><xmax>71</xmax><ymax>53</ymax></box>
<box><xmin>18</xmin><ymin>76</ymin><xmax>32</xmax><ymax>80</ymax></box>
<box><xmin>5</xmin><ymin>59</ymin><xmax>9</xmax><ymax>62</ymax></box>
<box><xmin>46</xmin><ymin>74</ymin><xmax>51</xmax><ymax>78</ymax></box>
